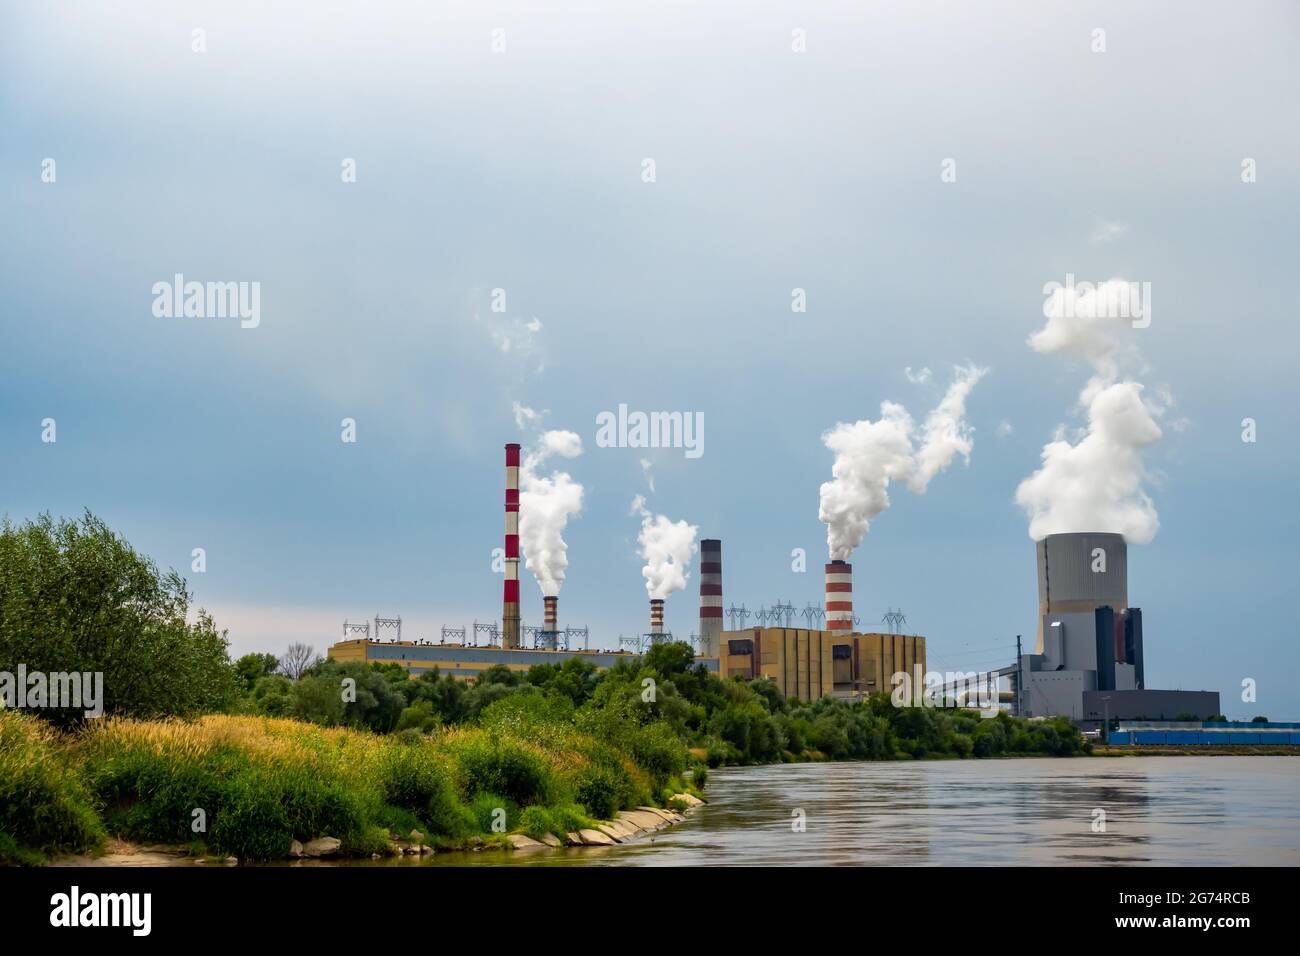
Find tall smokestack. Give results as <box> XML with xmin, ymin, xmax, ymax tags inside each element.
<box><xmin>825</xmin><ymin>560</ymin><xmax>853</xmax><ymax>632</ymax></box>
<box><xmin>650</xmin><ymin>598</ymin><xmax>665</xmax><ymax>638</ymax></box>
<box><xmin>543</xmin><ymin>595</ymin><xmax>558</xmax><ymax>630</ymax></box>
<box><xmin>698</xmin><ymin>539</ymin><xmax>722</xmax><ymax>655</ymax></box>
<box><xmin>503</xmin><ymin>443</ymin><xmax>521</xmax><ymax>649</ymax></box>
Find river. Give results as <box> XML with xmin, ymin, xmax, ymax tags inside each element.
<box><xmin>382</xmin><ymin>756</ymin><xmax>1299</xmax><ymax>866</ymax></box>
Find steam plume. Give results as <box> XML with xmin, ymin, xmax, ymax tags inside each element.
<box><xmin>631</xmin><ymin>495</ymin><xmax>699</xmax><ymax>600</ymax></box>
<box><xmin>518</xmin><ymin>427</ymin><xmax>584</xmax><ymax>596</ymax></box>
<box><xmin>1016</xmin><ymin>278</ymin><xmax>1163</xmax><ymax>543</ymax></box>
<box><xmin>818</xmin><ymin>364</ymin><xmax>987</xmax><ymax>561</ymax></box>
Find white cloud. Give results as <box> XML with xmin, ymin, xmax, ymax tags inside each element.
<box><xmin>1090</xmin><ymin>219</ymin><xmax>1128</xmax><ymax>244</ymax></box>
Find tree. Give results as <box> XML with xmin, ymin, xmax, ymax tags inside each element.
<box><xmin>234</xmin><ymin>653</ymin><xmax>279</xmax><ymax>691</ymax></box>
<box><xmin>0</xmin><ymin>511</ymin><xmax>236</xmax><ymax>727</ymax></box>
<box><xmin>279</xmin><ymin>642</ymin><xmax>319</xmax><ymax>680</ymax></box>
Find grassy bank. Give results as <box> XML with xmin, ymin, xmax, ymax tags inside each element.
<box><xmin>1093</xmin><ymin>744</ymin><xmax>1300</xmax><ymax>757</ymax></box>
<box><xmin>0</xmin><ymin>697</ymin><xmax>699</xmax><ymax>865</ymax></box>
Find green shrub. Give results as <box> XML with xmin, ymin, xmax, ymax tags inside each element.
<box><xmin>448</xmin><ymin>732</ymin><xmax>556</xmax><ymax>806</ymax></box>
<box><xmin>208</xmin><ymin>777</ymin><xmax>293</xmax><ymax>862</ymax></box>
<box><xmin>469</xmin><ymin>792</ymin><xmax>516</xmax><ymax>834</ymax></box>
<box><xmin>0</xmin><ymin>711</ymin><xmax>104</xmax><ymax>864</ymax></box>
<box><xmin>572</xmin><ymin>764</ymin><xmax>628</xmax><ymax>819</ymax></box>
<box><xmin>518</xmin><ymin>805</ymin><xmax>556</xmax><ymax>841</ymax></box>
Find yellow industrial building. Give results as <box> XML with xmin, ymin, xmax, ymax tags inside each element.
<box><xmin>327</xmin><ymin>638</ymin><xmax>715</xmax><ymax>681</ymax></box>
<box><xmin>715</xmin><ymin>628</ymin><xmax>926</xmax><ymax>702</ymax></box>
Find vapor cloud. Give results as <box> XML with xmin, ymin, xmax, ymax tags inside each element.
<box><xmin>818</xmin><ymin>364</ymin><xmax>987</xmax><ymax>561</ymax></box>
<box><xmin>1016</xmin><ymin>281</ymin><xmax>1164</xmax><ymax>543</ymax></box>
<box><xmin>631</xmin><ymin>495</ymin><xmax>698</xmax><ymax>600</ymax></box>
<box><xmin>516</xmin><ymin>405</ymin><xmax>585</xmax><ymax>596</ymax></box>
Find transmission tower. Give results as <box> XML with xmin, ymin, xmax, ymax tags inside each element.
<box><xmin>882</xmin><ymin>608</ymin><xmax>908</xmax><ymax>635</ymax></box>
<box><xmin>342</xmin><ymin>619</ymin><xmax>370</xmax><ymax>640</ymax></box>
<box><xmin>472</xmin><ymin>620</ymin><xmax>499</xmax><ymax>647</ymax></box>
<box><xmin>726</xmin><ymin>604</ymin><xmax>750</xmax><ymax>629</ymax></box>
<box><xmin>374</xmin><ymin>615</ymin><xmax>402</xmax><ymax>642</ymax></box>
<box><xmin>771</xmin><ymin>600</ymin><xmax>796</xmax><ymax>628</ymax></box>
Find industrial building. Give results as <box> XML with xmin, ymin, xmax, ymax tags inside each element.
<box><xmin>714</xmin><ymin>562</ymin><xmax>925</xmax><ymax>702</ymax></box>
<box><xmin>1108</xmin><ymin>721</ymin><xmax>1300</xmax><ymax>746</ymax></box>
<box><xmin>326</xmin><ymin>444</ymin><xmax>927</xmax><ymax>700</ymax></box>
<box><xmin>1016</xmin><ymin>532</ymin><xmax>1219</xmax><ymax>725</ymax></box>
<box><xmin>328</xmin><ymin>638</ymin><xmax>717</xmax><ymax>681</ymax></box>
<box><xmin>716</xmin><ymin>627</ymin><xmax>925</xmax><ymax>703</ymax></box>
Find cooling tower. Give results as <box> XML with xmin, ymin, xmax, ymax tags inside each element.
<box><xmin>825</xmin><ymin>560</ymin><xmax>853</xmax><ymax>631</ymax></box>
<box><xmin>503</xmin><ymin>443</ymin><xmax>521</xmax><ymax>649</ymax></box>
<box><xmin>1035</xmin><ymin>531</ymin><xmax>1128</xmax><ymax>651</ymax></box>
<box><xmin>698</xmin><ymin>539</ymin><xmax>722</xmax><ymax>656</ymax></box>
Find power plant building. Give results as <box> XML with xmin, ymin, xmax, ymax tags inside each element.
<box><xmin>714</xmin><ymin>555</ymin><xmax>926</xmax><ymax>702</ymax></box>
<box><xmin>329</xmin><ymin>638</ymin><xmax>719</xmax><ymax>681</ymax></box>
<box><xmin>1018</xmin><ymin>532</ymin><xmax>1218</xmax><ymax>725</ymax></box>
<box><xmin>716</xmin><ymin>628</ymin><xmax>925</xmax><ymax>703</ymax></box>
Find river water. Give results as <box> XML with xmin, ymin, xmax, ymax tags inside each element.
<box><xmin>392</xmin><ymin>756</ymin><xmax>1299</xmax><ymax>867</ymax></box>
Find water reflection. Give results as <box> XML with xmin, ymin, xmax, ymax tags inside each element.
<box><xmin>351</xmin><ymin>756</ymin><xmax>1297</xmax><ymax>867</ymax></box>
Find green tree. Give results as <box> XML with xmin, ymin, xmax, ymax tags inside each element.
<box><xmin>234</xmin><ymin>653</ymin><xmax>279</xmax><ymax>691</ymax></box>
<box><xmin>0</xmin><ymin>512</ymin><xmax>236</xmax><ymax>727</ymax></box>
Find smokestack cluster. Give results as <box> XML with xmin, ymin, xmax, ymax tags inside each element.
<box><xmin>650</xmin><ymin>598</ymin><xmax>665</xmax><ymax>636</ymax></box>
<box><xmin>698</xmin><ymin>539</ymin><xmax>722</xmax><ymax>654</ymax></box>
<box><xmin>825</xmin><ymin>560</ymin><xmax>853</xmax><ymax>632</ymax></box>
<box><xmin>503</xmin><ymin>443</ymin><xmax>521</xmax><ymax>649</ymax></box>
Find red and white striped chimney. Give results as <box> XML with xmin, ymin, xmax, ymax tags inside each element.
<box><xmin>650</xmin><ymin>598</ymin><xmax>665</xmax><ymax>637</ymax></box>
<box><xmin>503</xmin><ymin>443</ymin><xmax>521</xmax><ymax>649</ymax></box>
<box><xmin>543</xmin><ymin>595</ymin><xmax>558</xmax><ymax>631</ymax></box>
<box><xmin>698</xmin><ymin>539</ymin><xmax>722</xmax><ymax>654</ymax></box>
<box><xmin>825</xmin><ymin>560</ymin><xmax>853</xmax><ymax>632</ymax></box>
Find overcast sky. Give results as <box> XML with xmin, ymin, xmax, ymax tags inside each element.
<box><xmin>3</xmin><ymin>1</ymin><xmax>1297</xmax><ymax>718</ymax></box>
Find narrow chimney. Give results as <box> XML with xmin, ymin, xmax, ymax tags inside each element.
<box><xmin>650</xmin><ymin>598</ymin><xmax>665</xmax><ymax>637</ymax></box>
<box><xmin>503</xmin><ymin>443</ymin><xmax>521</xmax><ymax>649</ymax></box>
<box><xmin>825</xmin><ymin>560</ymin><xmax>853</xmax><ymax>632</ymax></box>
<box><xmin>698</xmin><ymin>539</ymin><xmax>722</xmax><ymax>655</ymax></box>
<box><xmin>543</xmin><ymin>595</ymin><xmax>558</xmax><ymax>631</ymax></box>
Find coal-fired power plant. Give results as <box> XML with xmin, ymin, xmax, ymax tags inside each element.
<box><xmin>825</xmin><ymin>560</ymin><xmax>853</xmax><ymax>631</ymax></box>
<box><xmin>698</xmin><ymin>539</ymin><xmax>722</xmax><ymax>655</ymax></box>
<box><xmin>323</xmin><ymin>437</ymin><xmax>1217</xmax><ymax>726</ymax></box>
<box><xmin>503</xmin><ymin>442</ymin><xmax>521</xmax><ymax>649</ymax></box>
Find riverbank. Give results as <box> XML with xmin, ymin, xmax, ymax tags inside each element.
<box><xmin>0</xmin><ymin>705</ymin><xmax>703</xmax><ymax>866</ymax></box>
<box><xmin>49</xmin><ymin>795</ymin><xmax>705</xmax><ymax>866</ymax></box>
<box><xmin>1093</xmin><ymin>744</ymin><xmax>1300</xmax><ymax>756</ymax></box>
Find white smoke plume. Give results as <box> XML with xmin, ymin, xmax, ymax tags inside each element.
<box><xmin>1016</xmin><ymin>278</ymin><xmax>1164</xmax><ymax>543</ymax></box>
<box><xmin>518</xmin><ymin>423</ymin><xmax>584</xmax><ymax>596</ymax></box>
<box><xmin>631</xmin><ymin>495</ymin><xmax>699</xmax><ymax>600</ymax></box>
<box><xmin>818</xmin><ymin>364</ymin><xmax>987</xmax><ymax>561</ymax></box>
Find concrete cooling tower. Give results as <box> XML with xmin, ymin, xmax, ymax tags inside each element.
<box><xmin>1035</xmin><ymin>531</ymin><xmax>1128</xmax><ymax>652</ymax></box>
